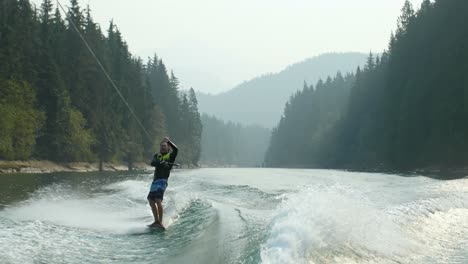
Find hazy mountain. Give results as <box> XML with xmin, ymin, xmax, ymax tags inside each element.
<box><xmin>197</xmin><ymin>52</ymin><xmax>367</xmax><ymax>128</ymax></box>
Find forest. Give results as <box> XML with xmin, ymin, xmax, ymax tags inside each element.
<box><xmin>200</xmin><ymin>114</ymin><xmax>270</xmax><ymax>167</ymax></box>
<box><xmin>0</xmin><ymin>0</ymin><xmax>202</xmax><ymax>168</ymax></box>
<box><xmin>266</xmin><ymin>0</ymin><xmax>468</xmax><ymax>171</ymax></box>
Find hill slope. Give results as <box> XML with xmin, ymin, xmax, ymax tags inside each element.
<box><xmin>197</xmin><ymin>52</ymin><xmax>367</xmax><ymax>127</ymax></box>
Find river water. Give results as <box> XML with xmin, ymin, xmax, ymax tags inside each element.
<box><xmin>0</xmin><ymin>168</ymin><xmax>467</xmax><ymax>264</ymax></box>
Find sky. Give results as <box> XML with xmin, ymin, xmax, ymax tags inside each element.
<box><xmin>32</xmin><ymin>0</ymin><xmax>423</xmax><ymax>94</ymax></box>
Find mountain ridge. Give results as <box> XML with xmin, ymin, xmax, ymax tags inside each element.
<box><xmin>196</xmin><ymin>52</ymin><xmax>367</xmax><ymax>128</ymax></box>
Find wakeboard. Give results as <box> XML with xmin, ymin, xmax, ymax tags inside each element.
<box><xmin>147</xmin><ymin>223</ymin><xmax>166</xmax><ymax>230</ymax></box>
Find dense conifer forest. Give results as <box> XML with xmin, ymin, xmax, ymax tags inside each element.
<box><xmin>0</xmin><ymin>0</ymin><xmax>202</xmax><ymax>167</ymax></box>
<box><xmin>266</xmin><ymin>0</ymin><xmax>468</xmax><ymax>171</ymax></box>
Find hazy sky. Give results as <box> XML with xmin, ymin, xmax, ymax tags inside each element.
<box><xmin>33</xmin><ymin>0</ymin><xmax>423</xmax><ymax>94</ymax></box>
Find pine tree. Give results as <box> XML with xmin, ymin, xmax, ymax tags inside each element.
<box><xmin>397</xmin><ymin>0</ymin><xmax>415</xmax><ymax>37</ymax></box>
<box><xmin>188</xmin><ymin>88</ymin><xmax>202</xmax><ymax>165</ymax></box>
<box><xmin>365</xmin><ymin>52</ymin><xmax>375</xmax><ymax>70</ymax></box>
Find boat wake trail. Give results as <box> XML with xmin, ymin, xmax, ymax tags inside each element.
<box><xmin>260</xmin><ymin>179</ymin><xmax>468</xmax><ymax>264</ymax></box>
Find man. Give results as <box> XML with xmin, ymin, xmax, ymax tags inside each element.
<box><xmin>147</xmin><ymin>137</ymin><xmax>178</xmax><ymax>229</ymax></box>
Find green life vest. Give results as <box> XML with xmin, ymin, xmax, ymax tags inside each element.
<box><xmin>157</xmin><ymin>152</ymin><xmax>171</xmax><ymax>162</ymax></box>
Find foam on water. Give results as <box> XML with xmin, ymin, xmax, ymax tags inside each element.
<box><xmin>260</xmin><ymin>178</ymin><xmax>468</xmax><ymax>264</ymax></box>
<box><xmin>1</xmin><ymin>178</ymin><xmax>209</xmax><ymax>234</ymax></box>
<box><xmin>0</xmin><ymin>174</ymin><xmax>222</xmax><ymax>263</ymax></box>
<box><xmin>1</xmin><ymin>170</ymin><xmax>467</xmax><ymax>264</ymax></box>
<box><xmin>260</xmin><ymin>184</ymin><xmax>413</xmax><ymax>264</ymax></box>
<box><xmin>2</xmin><ymin>181</ymin><xmax>146</xmax><ymax>234</ymax></box>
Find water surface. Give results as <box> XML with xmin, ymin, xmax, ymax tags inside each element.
<box><xmin>0</xmin><ymin>168</ymin><xmax>467</xmax><ymax>263</ymax></box>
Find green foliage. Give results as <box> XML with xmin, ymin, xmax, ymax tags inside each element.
<box><xmin>266</xmin><ymin>0</ymin><xmax>468</xmax><ymax>171</ymax></box>
<box><xmin>175</xmin><ymin>89</ymin><xmax>203</xmax><ymax>165</ymax></box>
<box><xmin>201</xmin><ymin>114</ymin><xmax>270</xmax><ymax>167</ymax></box>
<box><xmin>51</xmin><ymin>88</ymin><xmax>93</xmax><ymax>161</ymax></box>
<box><xmin>145</xmin><ymin>106</ymin><xmax>169</xmax><ymax>155</ymax></box>
<box><xmin>0</xmin><ymin>0</ymin><xmax>202</xmax><ymax>166</ymax></box>
<box><xmin>188</xmin><ymin>88</ymin><xmax>202</xmax><ymax>164</ymax></box>
<box><xmin>0</xmin><ymin>79</ymin><xmax>44</xmax><ymax>160</ymax></box>
<box><xmin>265</xmin><ymin>73</ymin><xmax>354</xmax><ymax>167</ymax></box>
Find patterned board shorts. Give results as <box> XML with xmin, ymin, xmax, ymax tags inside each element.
<box><xmin>147</xmin><ymin>179</ymin><xmax>168</xmax><ymax>201</ymax></box>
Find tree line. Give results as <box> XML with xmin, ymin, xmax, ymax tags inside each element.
<box><xmin>266</xmin><ymin>0</ymin><xmax>468</xmax><ymax>171</ymax></box>
<box><xmin>201</xmin><ymin>114</ymin><xmax>270</xmax><ymax>167</ymax></box>
<box><xmin>0</xmin><ymin>0</ymin><xmax>202</xmax><ymax>168</ymax></box>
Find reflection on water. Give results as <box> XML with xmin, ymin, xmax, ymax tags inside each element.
<box><xmin>0</xmin><ymin>171</ymin><xmax>139</xmax><ymax>208</ymax></box>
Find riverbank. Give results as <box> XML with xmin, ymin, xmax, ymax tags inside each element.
<box><xmin>3</xmin><ymin>160</ymin><xmax>466</xmax><ymax>179</ymax></box>
<box><xmin>0</xmin><ymin>160</ymin><xmax>152</xmax><ymax>174</ymax></box>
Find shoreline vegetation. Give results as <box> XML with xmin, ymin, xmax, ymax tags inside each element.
<box><xmin>0</xmin><ymin>0</ymin><xmax>202</xmax><ymax>169</ymax></box>
<box><xmin>0</xmin><ymin>160</ymin><xmax>198</xmax><ymax>174</ymax></box>
<box><xmin>1</xmin><ymin>160</ymin><xmax>466</xmax><ymax>180</ymax></box>
<box><xmin>0</xmin><ymin>160</ymin><xmax>151</xmax><ymax>174</ymax></box>
<box><xmin>265</xmin><ymin>1</ymin><xmax>468</xmax><ymax>176</ymax></box>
